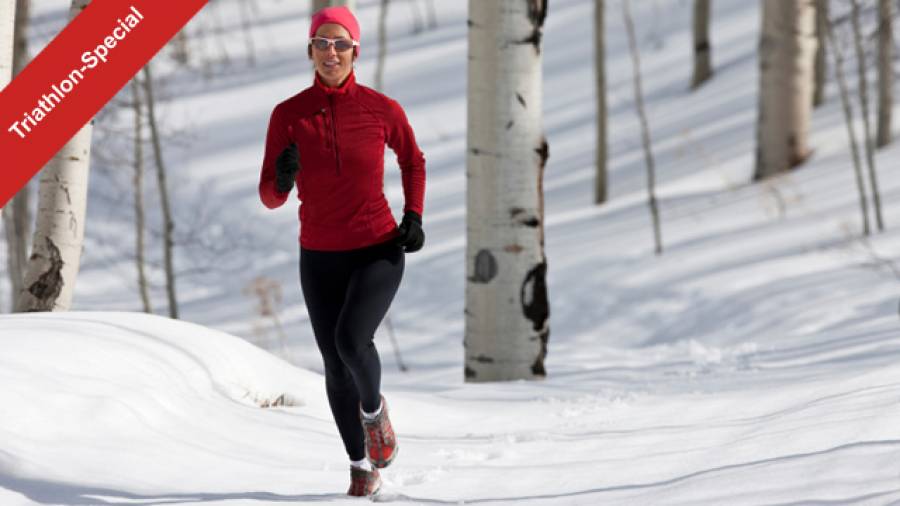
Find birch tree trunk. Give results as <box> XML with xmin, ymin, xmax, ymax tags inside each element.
<box><xmin>12</xmin><ymin>0</ymin><xmax>26</xmax><ymax>74</ymax></box>
<box><xmin>170</xmin><ymin>30</ymin><xmax>189</xmax><ymax>66</ymax></box>
<box><xmin>850</xmin><ymin>0</ymin><xmax>885</xmax><ymax>231</ymax></box>
<box><xmin>408</xmin><ymin>0</ymin><xmax>437</xmax><ymax>33</ymax></box>
<box><xmin>238</xmin><ymin>0</ymin><xmax>257</xmax><ymax>66</ymax></box>
<box><xmin>131</xmin><ymin>78</ymin><xmax>152</xmax><ymax>314</ymax></box>
<box><xmin>594</xmin><ymin>0</ymin><xmax>607</xmax><ymax>204</ymax></box>
<box><xmin>312</xmin><ymin>0</ymin><xmax>355</xmax><ymax>14</ymax></box>
<box><xmin>691</xmin><ymin>0</ymin><xmax>712</xmax><ymax>89</ymax></box>
<box><xmin>465</xmin><ymin>0</ymin><xmax>549</xmax><ymax>383</ymax></box>
<box><xmin>16</xmin><ymin>0</ymin><xmax>92</xmax><ymax>312</ymax></box>
<box><xmin>142</xmin><ymin>64</ymin><xmax>178</xmax><ymax>319</ymax></box>
<box><xmin>424</xmin><ymin>0</ymin><xmax>437</xmax><ymax>29</ymax></box>
<box><xmin>754</xmin><ymin>0</ymin><xmax>818</xmax><ymax>181</ymax></box>
<box><xmin>410</xmin><ymin>0</ymin><xmax>423</xmax><ymax>33</ymax></box>
<box><xmin>3</xmin><ymin>170</ymin><xmax>30</xmax><ymax>311</ymax></box>
<box><xmin>0</xmin><ymin>0</ymin><xmax>12</xmax><ymax>87</ymax></box>
<box><xmin>1</xmin><ymin>0</ymin><xmax>18</xmax><ymax>311</ymax></box>
<box><xmin>5</xmin><ymin>0</ymin><xmax>33</xmax><ymax>312</ymax></box>
<box><xmin>876</xmin><ymin>0</ymin><xmax>893</xmax><ymax>148</ymax></box>
<box><xmin>374</xmin><ymin>0</ymin><xmax>389</xmax><ymax>91</ymax></box>
<box><xmin>623</xmin><ymin>0</ymin><xmax>663</xmax><ymax>255</ymax></box>
<box><xmin>813</xmin><ymin>0</ymin><xmax>828</xmax><ymax>107</ymax></box>
<box><xmin>822</xmin><ymin>7</ymin><xmax>871</xmax><ymax>236</ymax></box>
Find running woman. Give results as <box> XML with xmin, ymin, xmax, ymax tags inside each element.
<box><xmin>258</xmin><ymin>6</ymin><xmax>426</xmax><ymax>497</ymax></box>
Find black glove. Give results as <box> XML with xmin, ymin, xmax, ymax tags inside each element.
<box><xmin>395</xmin><ymin>210</ymin><xmax>424</xmax><ymax>253</ymax></box>
<box><xmin>274</xmin><ymin>143</ymin><xmax>300</xmax><ymax>193</ymax></box>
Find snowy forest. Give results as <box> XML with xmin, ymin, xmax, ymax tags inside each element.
<box><xmin>1</xmin><ymin>0</ymin><xmax>900</xmax><ymax>503</ymax></box>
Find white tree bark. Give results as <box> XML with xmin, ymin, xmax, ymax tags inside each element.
<box><xmin>691</xmin><ymin>0</ymin><xmax>712</xmax><ymax>89</ymax></box>
<box><xmin>876</xmin><ymin>0</ymin><xmax>893</xmax><ymax>148</ymax></box>
<box><xmin>0</xmin><ymin>0</ymin><xmax>14</xmax><ymax>88</ymax></box>
<box><xmin>754</xmin><ymin>0</ymin><xmax>818</xmax><ymax>181</ymax></box>
<box><xmin>1</xmin><ymin>0</ymin><xmax>18</xmax><ymax>310</ymax></box>
<box><xmin>594</xmin><ymin>0</ymin><xmax>607</xmax><ymax>204</ymax></box>
<box><xmin>16</xmin><ymin>126</ymin><xmax>92</xmax><ymax>312</ymax></box>
<box><xmin>2</xmin><ymin>178</ymin><xmax>30</xmax><ymax>311</ymax></box>
<box><xmin>465</xmin><ymin>0</ymin><xmax>549</xmax><ymax>383</ymax></box>
<box><xmin>16</xmin><ymin>0</ymin><xmax>92</xmax><ymax>313</ymax></box>
<box><xmin>5</xmin><ymin>0</ymin><xmax>33</xmax><ymax>312</ymax></box>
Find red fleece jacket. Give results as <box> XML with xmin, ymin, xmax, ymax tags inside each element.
<box><xmin>259</xmin><ymin>72</ymin><xmax>426</xmax><ymax>251</ymax></box>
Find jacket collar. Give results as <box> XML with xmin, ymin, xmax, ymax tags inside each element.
<box><xmin>314</xmin><ymin>70</ymin><xmax>356</xmax><ymax>96</ymax></box>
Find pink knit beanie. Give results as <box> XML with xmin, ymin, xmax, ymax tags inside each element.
<box><xmin>309</xmin><ymin>6</ymin><xmax>361</xmax><ymax>46</ymax></box>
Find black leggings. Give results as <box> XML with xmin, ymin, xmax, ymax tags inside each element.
<box><xmin>299</xmin><ymin>239</ymin><xmax>404</xmax><ymax>461</ymax></box>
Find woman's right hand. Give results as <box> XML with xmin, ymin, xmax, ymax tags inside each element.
<box><xmin>274</xmin><ymin>143</ymin><xmax>300</xmax><ymax>193</ymax></box>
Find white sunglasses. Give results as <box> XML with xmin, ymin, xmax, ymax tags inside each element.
<box><xmin>309</xmin><ymin>37</ymin><xmax>359</xmax><ymax>53</ymax></box>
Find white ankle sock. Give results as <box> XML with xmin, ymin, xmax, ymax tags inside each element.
<box><xmin>351</xmin><ymin>458</ymin><xmax>372</xmax><ymax>471</ymax></box>
<box><xmin>362</xmin><ymin>400</ymin><xmax>383</xmax><ymax>420</ymax></box>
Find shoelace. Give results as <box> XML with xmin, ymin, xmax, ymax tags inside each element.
<box><xmin>364</xmin><ymin>413</ymin><xmax>394</xmax><ymax>459</ymax></box>
<box><xmin>366</xmin><ymin>421</ymin><xmax>385</xmax><ymax>454</ymax></box>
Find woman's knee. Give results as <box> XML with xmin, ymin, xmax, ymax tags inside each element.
<box><xmin>334</xmin><ymin>325</ymin><xmax>373</xmax><ymax>366</ymax></box>
<box><xmin>324</xmin><ymin>364</ymin><xmax>354</xmax><ymax>391</ymax></box>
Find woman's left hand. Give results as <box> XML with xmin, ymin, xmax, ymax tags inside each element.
<box><xmin>395</xmin><ymin>211</ymin><xmax>424</xmax><ymax>253</ymax></box>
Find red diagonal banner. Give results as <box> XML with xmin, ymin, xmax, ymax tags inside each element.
<box><xmin>0</xmin><ymin>0</ymin><xmax>208</xmax><ymax>208</ymax></box>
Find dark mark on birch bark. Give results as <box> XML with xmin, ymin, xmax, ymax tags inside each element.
<box><xmin>515</xmin><ymin>0</ymin><xmax>548</xmax><ymax>54</ymax></box>
<box><xmin>521</xmin><ymin>260</ymin><xmax>549</xmax><ymax>377</ymax></box>
<box><xmin>26</xmin><ymin>237</ymin><xmax>65</xmax><ymax>311</ymax></box>
<box><xmin>470</xmin><ymin>249</ymin><xmax>498</xmax><ymax>283</ymax></box>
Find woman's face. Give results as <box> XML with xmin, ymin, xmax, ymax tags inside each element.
<box><xmin>311</xmin><ymin>23</ymin><xmax>355</xmax><ymax>87</ymax></box>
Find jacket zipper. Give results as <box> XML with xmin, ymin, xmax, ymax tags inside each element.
<box><xmin>327</xmin><ymin>95</ymin><xmax>342</xmax><ymax>176</ymax></box>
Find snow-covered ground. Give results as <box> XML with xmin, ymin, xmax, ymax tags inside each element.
<box><xmin>2</xmin><ymin>0</ymin><xmax>900</xmax><ymax>504</ymax></box>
